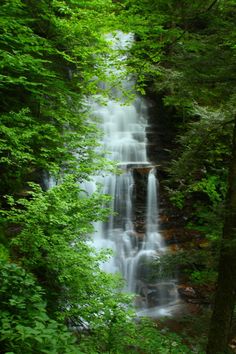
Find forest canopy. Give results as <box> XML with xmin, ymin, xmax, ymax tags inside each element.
<box><xmin>0</xmin><ymin>0</ymin><xmax>236</xmax><ymax>353</ymax></box>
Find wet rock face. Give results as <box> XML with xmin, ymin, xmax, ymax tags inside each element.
<box><xmin>145</xmin><ymin>94</ymin><xmax>178</xmax><ymax>168</ymax></box>
<box><xmin>178</xmin><ymin>286</ymin><xmax>197</xmax><ymax>300</ymax></box>
<box><xmin>133</xmin><ymin>169</ymin><xmax>148</xmax><ymax>233</ymax></box>
<box><xmin>136</xmin><ymin>280</ymin><xmax>178</xmax><ymax>308</ymax></box>
<box><xmin>177</xmin><ymin>285</ymin><xmax>210</xmax><ymax>305</ymax></box>
<box><xmin>118</xmin><ymin>165</ymin><xmax>158</xmax><ymax>234</ymax></box>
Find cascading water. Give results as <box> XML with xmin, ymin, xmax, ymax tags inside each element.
<box><xmin>90</xmin><ymin>32</ymin><xmax>178</xmax><ymax>316</ymax></box>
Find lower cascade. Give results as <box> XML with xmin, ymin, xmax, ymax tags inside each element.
<box><xmin>89</xmin><ymin>32</ymin><xmax>178</xmax><ymax>316</ymax></box>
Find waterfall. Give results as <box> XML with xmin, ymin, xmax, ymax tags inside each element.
<box><xmin>90</xmin><ymin>32</ymin><xmax>178</xmax><ymax>316</ymax></box>
<box><xmin>145</xmin><ymin>168</ymin><xmax>163</xmax><ymax>250</ymax></box>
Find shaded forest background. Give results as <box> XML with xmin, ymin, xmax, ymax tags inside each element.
<box><xmin>0</xmin><ymin>0</ymin><xmax>236</xmax><ymax>353</ymax></box>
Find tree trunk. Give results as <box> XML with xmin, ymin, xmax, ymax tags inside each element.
<box><xmin>206</xmin><ymin>116</ymin><xmax>236</xmax><ymax>354</ymax></box>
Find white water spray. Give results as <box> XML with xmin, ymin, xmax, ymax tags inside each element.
<box><xmin>90</xmin><ymin>32</ymin><xmax>178</xmax><ymax>314</ymax></box>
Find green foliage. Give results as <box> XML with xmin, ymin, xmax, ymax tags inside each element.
<box><xmin>189</xmin><ymin>175</ymin><xmax>225</xmax><ymax>205</ymax></box>
<box><xmin>117</xmin><ymin>0</ymin><xmax>236</xmax><ymax>98</ymax></box>
<box><xmin>187</xmin><ymin>203</ymin><xmax>224</xmax><ymax>245</ymax></box>
<box><xmin>118</xmin><ymin>0</ymin><xmax>236</xmax><ymax>246</ymax></box>
<box><xmin>0</xmin><ymin>2</ymin><xmax>150</xmax><ymax>352</ymax></box>
<box><xmin>0</xmin><ymin>261</ymin><xmax>79</xmax><ymax>354</ymax></box>
<box><xmin>190</xmin><ymin>269</ymin><xmax>217</xmax><ymax>286</ymax></box>
<box><xmin>96</xmin><ymin>1</ymin><xmax>236</xmax><ymax>352</ymax></box>
<box><xmin>1</xmin><ymin>179</ymin><xmax>113</xmax><ymax>319</ymax></box>
<box><xmin>154</xmin><ymin>248</ymin><xmax>217</xmax><ymax>288</ymax></box>
<box><xmin>116</xmin><ymin>5</ymin><xmax>236</xmax><ymax>305</ymax></box>
<box><xmin>0</xmin><ymin>0</ymin><xmax>115</xmax><ymax>195</ymax></box>
<box><xmin>132</xmin><ymin>320</ymin><xmax>192</xmax><ymax>354</ymax></box>
<box><xmin>0</xmin><ymin>244</ymin><xmax>9</xmax><ymax>262</ymax></box>
<box><xmin>1</xmin><ymin>179</ymin><xmax>192</xmax><ymax>354</ymax></box>
<box><xmin>168</xmin><ymin>189</ymin><xmax>185</xmax><ymax>209</ymax></box>
<box><xmin>165</xmin><ymin>106</ymin><xmax>232</xmax><ymax>261</ymax></box>
<box><xmin>0</xmin><ymin>181</ymin><xmax>192</xmax><ymax>353</ymax></box>
<box><xmin>78</xmin><ymin>317</ymin><xmax>192</xmax><ymax>353</ymax></box>
<box><xmin>168</xmin><ymin>106</ymin><xmax>232</xmax><ymax>197</ymax></box>
<box><xmin>2</xmin><ymin>0</ymin><xmax>236</xmax><ymax>351</ymax></box>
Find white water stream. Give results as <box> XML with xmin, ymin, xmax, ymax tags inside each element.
<box><xmin>87</xmin><ymin>32</ymin><xmax>178</xmax><ymax>316</ymax></box>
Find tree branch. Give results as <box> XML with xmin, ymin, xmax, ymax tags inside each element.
<box><xmin>206</xmin><ymin>0</ymin><xmax>218</xmax><ymax>13</ymax></box>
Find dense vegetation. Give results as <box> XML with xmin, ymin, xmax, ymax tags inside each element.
<box><xmin>1</xmin><ymin>0</ymin><xmax>236</xmax><ymax>353</ymax></box>
<box><xmin>116</xmin><ymin>0</ymin><xmax>236</xmax><ymax>352</ymax></box>
<box><xmin>0</xmin><ymin>0</ymin><xmax>191</xmax><ymax>353</ymax></box>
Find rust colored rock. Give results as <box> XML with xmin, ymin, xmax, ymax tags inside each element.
<box><xmin>178</xmin><ymin>285</ymin><xmax>197</xmax><ymax>299</ymax></box>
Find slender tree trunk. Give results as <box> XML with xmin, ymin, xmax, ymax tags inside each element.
<box><xmin>206</xmin><ymin>116</ymin><xmax>236</xmax><ymax>354</ymax></box>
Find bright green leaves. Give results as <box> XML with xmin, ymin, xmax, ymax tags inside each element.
<box><xmin>0</xmin><ymin>167</ymin><xmax>191</xmax><ymax>353</ymax></box>
<box><xmin>4</xmin><ymin>179</ymin><xmax>110</xmax><ymax>265</ymax></box>
<box><xmin>189</xmin><ymin>175</ymin><xmax>227</xmax><ymax>206</ymax></box>
<box><xmin>2</xmin><ymin>178</ymin><xmax>112</xmax><ymax>318</ymax></box>
<box><xmin>78</xmin><ymin>310</ymin><xmax>192</xmax><ymax>354</ymax></box>
<box><xmin>1</xmin><ymin>180</ymin><xmax>159</xmax><ymax>353</ymax></box>
<box><xmin>0</xmin><ymin>109</ymin><xmax>36</xmax><ymax>166</ymax></box>
<box><xmin>0</xmin><ymin>0</ymin><xmax>116</xmax><ymax>197</ymax></box>
<box><xmin>0</xmin><ymin>106</ymin><xmax>99</xmax><ymax>193</ymax></box>
<box><xmin>0</xmin><ymin>1</ymin><xmax>54</xmax><ymax>96</ymax></box>
<box><xmin>0</xmin><ymin>261</ymin><xmax>79</xmax><ymax>354</ymax></box>
<box><xmin>0</xmin><ymin>52</ymin><xmax>54</xmax><ymax>87</ymax></box>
